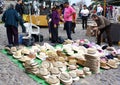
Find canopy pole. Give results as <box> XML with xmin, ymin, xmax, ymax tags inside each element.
<box><xmin>104</xmin><ymin>0</ymin><xmax>106</xmax><ymax>16</ymax></box>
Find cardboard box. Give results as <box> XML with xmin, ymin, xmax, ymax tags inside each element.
<box><xmin>86</xmin><ymin>24</ymin><xmax>98</xmax><ymax>37</ymax></box>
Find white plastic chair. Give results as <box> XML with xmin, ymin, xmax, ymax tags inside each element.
<box><xmin>24</xmin><ymin>22</ymin><xmax>41</xmax><ymax>42</ymax></box>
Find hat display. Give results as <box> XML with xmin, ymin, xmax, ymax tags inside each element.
<box><xmin>4</xmin><ymin>37</ymin><xmax>120</xmax><ymax>85</ymax></box>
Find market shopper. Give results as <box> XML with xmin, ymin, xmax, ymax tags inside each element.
<box><xmin>50</xmin><ymin>6</ymin><xmax>60</xmax><ymax>43</ymax></box>
<box><xmin>91</xmin><ymin>14</ymin><xmax>112</xmax><ymax>46</ymax></box>
<box><xmin>2</xmin><ymin>4</ymin><xmax>20</xmax><ymax>47</ymax></box>
<box><xmin>64</xmin><ymin>2</ymin><xmax>76</xmax><ymax>40</ymax></box>
<box><xmin>80</xmin><ymin>5</ymin><xmax>89</xmax><ymax>30</ymax></box>
<box><xmin>15</xmin><ymin>0</ymin><xmax>26</xmax><ymax>33</ymax></box>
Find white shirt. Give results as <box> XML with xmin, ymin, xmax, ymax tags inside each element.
<box><xmin>97</xmin><ymin>6</ymin><xmax>103</xmax><ymax>13</ymax></box>
<box><xmin>81</xmin><ymin>9</ymin><xmax>89</xmax><ymax>16</ymax></box>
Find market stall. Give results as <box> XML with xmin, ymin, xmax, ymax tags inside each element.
<box><xmin>2</xmin><ymin>39</ymin><xmax>120</xmax><ymax>85</ymax></box>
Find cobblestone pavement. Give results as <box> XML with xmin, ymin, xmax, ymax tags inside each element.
<box><xmin>0</xmin><ymin>23</ymin><xmax>120</xmax><ymax>85</ymax></box>
<box><xmin>0</xmin><ymin>1</ymin><xmax>120</xmax><ymax>85</ymax></box>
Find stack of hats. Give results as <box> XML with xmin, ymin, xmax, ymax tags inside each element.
<box><xmin>85</xmin><ymin>48</ymin><xmax>100</xmax><ymax>73</ymax></box>
<box><xmin>23</xmin><ymin>60</ymin><xmax>39</xmax><ymax>74</ymax></box>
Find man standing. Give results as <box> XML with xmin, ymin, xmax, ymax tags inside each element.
<box><xmin>2</xmin><ymin>4</ymin><xmax>20</xmax><ymax>47</ymax></box>
<box><xmin>91</xmin><ymin>14</ymin><xmax>112</xmax><ymax>46</ymax></box>
<box><xmin>15</xmin><ymin>0</ymin><xmax>26</xmax><ymax>33</ymax></box>
<box><xmin>81</xmin><ymin>5</ymin><xmax>89</xmax><ymax>30</ymax></box>
<box><xmin>64</xmin><ymin>2</ymin><xmax>76</xmax><ymax>40</ymax></box>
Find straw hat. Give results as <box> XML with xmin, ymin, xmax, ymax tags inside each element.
<box><xmin>75</xmin><ymin>69</ymin><xmax>85</xmax><ymax>78</ymax></box>
<box><xmin>87</xmin><ymin>48</ymin><xmax>97</xmax><ymax>54</ymax></box>
<box><xmin>13</xmin><ymin>50</ymin><xmax>22</xmax><ymax>59</ymax></box>
<box><xmin>59</xmin><ymin>72</ymin><xmax>73</xmax><ymax>85</ymax></box>
<box><xmin>106</xmin><ymin>59</ymin><xmax>118</xmax><ymax>69</ymax></box>
<box><xmin>50</xmin><ymin>67</ymin><xmax>60</xmax><ymax>76</ymax></box>
<box><xmin>46</xmin><ymin>76</ymin><xmax>60</xmax><ymax>85</ymax></box>
<box><xmin>41</xmin><ymin>61</ymin><xmax>53</xmax><ymax>70</ymax></box>
<box><xmin>39</xmin><ymin>68</ymin><xmax>50</xmax><ymax>76</ymax></box>
<box><xmin>68</xmin><ymin>65</ymin><xmax>77</xmax><ymax>70</ymax></box>
<box><xmin>53</xmin><ymin>61</ymin><xmax>67</xmax><ymax>72</ymax></box>
<box><xmin>11</xmin><ymin>47</ymin><xmax>17</xmax><ymax>52</ymax></box>
<box><xmin>53</xmin><ymin>61</ymin><xmax>65</xmax><ymax>68</ymax></box>
<box><xmin>100</xmin><ymin>59</ymin><xmax>110</xmax><ymax>70</ymax></box>
<box><xmin>18</xmin><ymin>56</ymin><xmax>31</xmax><ymax>62</ymax></box>
<box><xmin>69</xmin><ymin>71</ymin><xmax>79</xmax><ymax>81</ymax></box>
<box><xmin>21</xmin><ymin>48</ymin><xmax>30</xmax><ymax>55</ymax></box>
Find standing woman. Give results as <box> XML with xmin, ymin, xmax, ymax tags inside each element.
<box><xmin>2</xmin><ymin>4</ymin><xmax>20</xmax><ymax>47</ymax></box>
<box><xmin>51</xmin><ymin>6</ymin><xmax>60</xmax><ymax>43</ymax></box>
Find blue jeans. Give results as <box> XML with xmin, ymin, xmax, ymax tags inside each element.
<box><xmin>64</xmin><ymin>21</ymin><xmax>72</xmax><ymax>39</ymax></box>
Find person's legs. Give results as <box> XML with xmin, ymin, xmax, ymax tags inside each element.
<box><xmin>51</xmin><ymin>23</ymin><xmax>58</xmax><ymax>43</ymax></box>
<box><xmin>72</xmin><ymin>22</ymin><xmax>76</xmax><ymax>33</ymax></box>
<box><xmin>82</xmin><ymin>17</ymin><xmax>85</xmax><ymax>29</ymax></box>
<box><xmin>6</xmin><ymin>26</ymin><xmax>13</xmax><ymax>45</ymax></box>
<box><xmin>66</xmin><ymin>21</ymin><xmax>72</xmax><ymax>40</ymax></box>
<box><xmin>48</xmin><ymin>22</ymin><xmax>52</xmax><ymax>40</ymax></box>
<box><xmin>105</xmin><ymin>25</ymin><xmax>112</xmax><ymax>46</ymax></box>
<box><xmin>84</xmin><ymin>17</ymin><xmax>88</xmax><ymax>29</ymax></box>
<box><xmin>12</xmin><ymin>26</ymin><xmax>18</xmax><ymax>46</ymax></box>
<box><xmin>19</xmin><ymin>16</ymin><xmax>26</xmax><ymax>33</ymax></box>
<box><xmin>97</xmin><ymin>29</ymin><xmax>104</xmax><ymax>45</ymax></box>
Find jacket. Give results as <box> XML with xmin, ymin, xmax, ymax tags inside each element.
<box><xmin>95</xmin><ymin>16</ymin><xmax>111</xmax><ymax>29</ymax></box>
<box><xmin>2</xmin><ymin>8</ymin><xmax>20</xmax><ymax>28</ymax></box>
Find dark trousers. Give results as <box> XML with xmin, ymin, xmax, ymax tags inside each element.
<box><xmin>51</xmin><ymin>22</ymin><xmax>58</xmax><ymax>43</ymax></box>
<box><xmin>6</xmin><ymin>25</ymin><xmax>18</xmax><ymax>46</ymax></box>
<box><xmin>82</xmin><ymin>16</ymin><xmax>88</xmax><ymax>29</ymax></box>
<box><xmin>97</xmin><ymin>24</ymin><xmax>112</xmax><ymax>46</ymax></box>
<box><xmin>48</xmin><ymin>21</ymin><xmax>52</xmax><ymax>39</ymax></box>
<box><xmin>64</xmin><ymin>21</ymin><xmax>72</xmax><ymax>39</ymax></box>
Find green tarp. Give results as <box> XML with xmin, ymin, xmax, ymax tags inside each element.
<box><xmin>1</xmin><ymin>46</ymin><xmax>104</xmax><ymax>85</ymax></box>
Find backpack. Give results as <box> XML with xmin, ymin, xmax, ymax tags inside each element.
<box><xmin>57</xmin><ymin>36</ymin><xmax>64</xmax><ymax>44</ymax></box>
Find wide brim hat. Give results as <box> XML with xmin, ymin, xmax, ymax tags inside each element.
<box><xmin>100</xmin><ymin>60</ymin><xmax>110</xmax><ymax>70</ymax></box>
<box><xmin>13</xmin><ymin>50</ymin><xmax>22</xmax><ymax>59</ymax></box>
<box><xmin>50</xmin><ymin>67</ymin><xmax>60</xmax><ymax>75</ymax></box>
<box><xmin>106</xmin><ymin>59</ymin><xmax>118</xmax><ymax>69</ymax></box>
<box><xmin>59</xmin><ymin>72</ymin><xmax>73</xmax><ymax>85</ymax></box>
<box><xmin>46</xmin><ymin>75</ymin><xmax>60</xmax><ymax>85</ymax></box>
<box><xmin>87</xmin><ymin>48</ymin><xmax>97</xmax><ymax>54</ymax></box>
